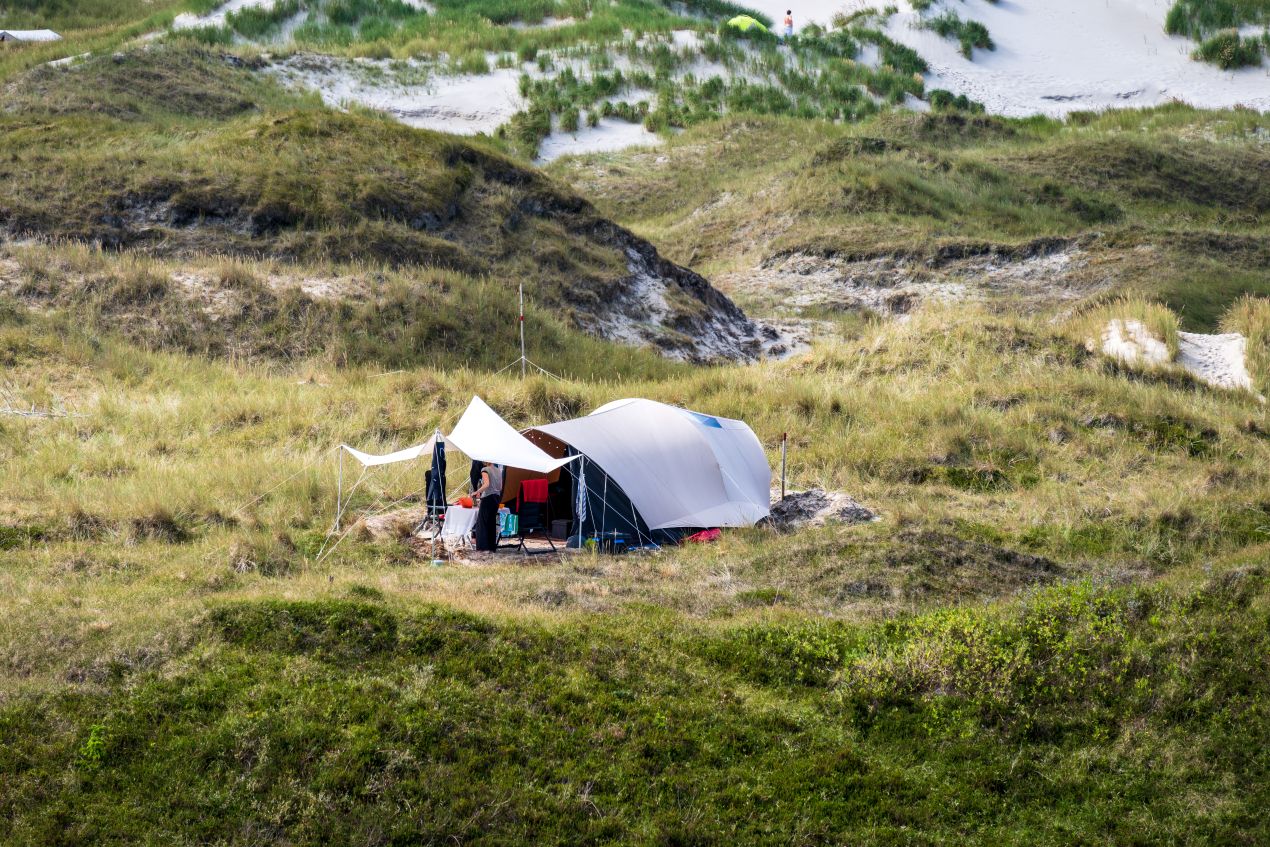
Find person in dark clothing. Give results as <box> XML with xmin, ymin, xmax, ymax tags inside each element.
<box><xmin>472</xmin><ymin>461</ymin><xmax>504</xmax><ymax>552</ymax></box>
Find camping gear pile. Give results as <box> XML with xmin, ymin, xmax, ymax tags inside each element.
<box><xmin>331</xmin><ymin>396</ymin><xmax>771</xmax><ymax>556</ymax></box>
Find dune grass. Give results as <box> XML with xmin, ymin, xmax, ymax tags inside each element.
<box><xmin>548</xmin><ymin>107</ymin><xmax>1270</xmax><ymax>329</ymax></box>
<box><xmin>922</xmin><ymin>9</ymin><xmax>994</xmax><ymax>59</ymax></box>
<box><xmin>1165</xmin><ymin>0</ymin><xmax>1270</xmax><ymax>66</ymax></box>
<box><xmin>0</xmin><ymin>46</ymin><xmax>724</xmax><ymax>346</ymax></box>
<box><xmin>2</xmin><ymin>293</ymin><xmax>1269</xmax><ymax>840</ymax></box>
<box><xmin>1191</xmin><ymin>28</ymin><xmax>1268</xmax><ymax>67</ymax></box>
<box><xmin>1221</xmin><ymin>294</ymin><xmax>1270</xmax><ymax>395</ymax></box>
<box><xmin>3</xmin><ymin>299</ymin><xmax>1268</xmax><ymax>683</ymax></box>
<box><xmin>1165</xmin><ymin>0</ymin><xmax>1270</xmax><ymax>40</ymax></box>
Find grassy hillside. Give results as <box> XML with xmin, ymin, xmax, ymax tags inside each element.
<box><xmin>1</xmin><ymin>298</ymin><xmax>1269</xmax><ymax>842</ymax></box>
<box><xmin>2</xmin><ymin>20</ymin><xmax>1269</xmax><ymax>846</ymax></box>
<box><xmin>0</xmin><ymin>46</ymin><xmax>761</xmax><ymax>366</ymax></box>
<box><xmin>550</xmin><ymin>108</ymin><xmax>1270</xmax><ymax>330</ymax></box>
<box><xmin>2</xmin><ymin>576</ymin><xmax>1266</xmax><ymax>844</ymax></box>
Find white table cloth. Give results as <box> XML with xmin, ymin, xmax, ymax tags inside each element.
<box><xmin>441</xmin><ymin>506</ymin><xmax>478</xmax><ymax>542</ymax></box>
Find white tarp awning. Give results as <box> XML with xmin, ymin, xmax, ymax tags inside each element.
<box><xmin>534</xmin><ymin>399</ymin><xmax>770</xmax><ymax>530</ymax></box>
<box><xmin>340</xmin><ymin>433</ymin><xmax>443</xmax><ymax>468</ymax></box>
<box><xmin>0</xmin><ymin>30</ymin><xmax>62</xmax><ymax>41</ymax></box>
<box><xmin>446</xmin><ymin>396</ymin><xmax>577</xmax><ymax>474</ymax></box>
<box><xmin>339</xmin><ymin>398</ymin><xmax>575</xmax><ymax>474</ymax></box>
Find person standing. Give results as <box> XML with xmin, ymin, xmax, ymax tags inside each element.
<box><xmin>783</xmin><ymin>10</ymin><xmax>793</xmax><ymax>39</ymax></box>
<box><xmin>473</xmin><ymin>460</ymin><xmax>504</xmax><ymax>552</ymax></box>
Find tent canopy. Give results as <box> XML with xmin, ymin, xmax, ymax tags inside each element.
<box><xmin>0</xmin><ymin>30</ymin><xmax>62</xmax><ymax>41</ymax></box>
<box><xmin>341</xmin><ymin>433</ymin><xmax>444</xmax><ymax>468</ymax></box>
<box><xmin>726</xmin><ymin>15</ymin><xmax>768</xmax><ymax>32</ymax></box>
<box><xmin>531</xmin><ymin>398</ymin><xmax>770</xmax><ymax>531</ymax></box>
<box><xmin>341</xmin><ymin>396</ymin><xmax>575</xmax><ymax>475</ymax></box>
<box><xmin>447</xmin><ymin>396</ymin><xmax>576</xmax><ymax>474</ymax></box>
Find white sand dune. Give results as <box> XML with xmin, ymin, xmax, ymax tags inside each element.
<box><xmin>270</xmin><ymin>56</ymin><xmax>526</xmax><ymax>135</ymax></box>
<box><xmin>536</xmin><ymin>119</ymin><xmax>663</xmax><ymax>163</ymax></box>
<box><xmin>883</xmin><ymin>0</ymin><xmax>1270</xmax><ymax>116</ymax></box>
<box><xmin>173</xmin><ymin>0</ymin><xmax>280</xmax><ymax>30</ymax></box>
<box><xmin>742</xmin><ymin>0</ymin><xmax>1269</xmax><ymax>115</ymax></box>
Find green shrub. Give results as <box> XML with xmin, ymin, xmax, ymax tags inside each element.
<box><xmin>209</xmin><ymin>599</ymin><xmax>399</xmax><ymax>661</ymax></box>
<box><xmin>923</xmin><ymin>11</ymin><xmax>995</xmax><ymax>59</ymax></box>
<box><xmin>560</xmin><ymin>105</ymin><xmax>580</xmax><ymax>132</ymax></box>
<box><xmin>1192</xmin><ymin>29</ymin><xmax>1266</xmax><ymax>68</ymax></box>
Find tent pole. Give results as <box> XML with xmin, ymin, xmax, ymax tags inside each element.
<box><xmin>519</xmin><ymin>282</ymin><xmax>526</xmax><ymax>380</ymax></box>
<box><xmin>334</xmin><ymin>448</ymin><xmax>344</xmax><ymax>532</ymax></box>
<box><xmin>780</xmin><ymin>432</ymin><xmax>787</xmax><ymax>500</ymax></box>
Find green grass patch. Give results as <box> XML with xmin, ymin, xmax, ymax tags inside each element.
<box><xmin>1</xmin><ymin>573</ymin><xmax>1267</xmax><ymax>843</ymax></box>
<box><xmin>922</xmin><ymin>10</ymin><xmax>995</xmax><ymax>59</ymax></box>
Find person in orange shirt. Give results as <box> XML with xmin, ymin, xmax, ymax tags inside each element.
<box><xmin>783</xmin><ymin>10</ymin><xmax>793</xmax><ymax>39</ymax></box>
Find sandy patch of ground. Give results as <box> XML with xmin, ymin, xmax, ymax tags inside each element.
<box><xmin>734</xmin><ymin>0</ymin><xmax>1270</xmax><ymax>114</ymax></box>
<box><xmin>719</xmin><ymin>244</ymin><xmax>1102</xmax><ymax>318</ymax></box>
<box><xmin>764</xmin><ymin>488</ymin><xmax>877</xmax><ymax>531</ymax></box>
<box><xmin>269</xmin><ymin>54</ymin><xmax>525</xmax><ymax>135</ymax></box>
<box><xmin>874</xmin><ymin>0</ymin><xmax>1270</xmax><ymax>117</ymax></box>
<box><xmin>1098</xmin><ymin>319</ymin><xmax>1259</xmax><ymax>395</ymax></box>
<box><xmin>536</xmin><ymin>118</ymin><xmax>663</xmax><ymax>163</ymax></box>
<box><xmin>1177</xmin><ymin>331</ymin><xmax>1255</xmax><ymax>392</ymax></box>
<box><xmin>173</xmin><ymin>0</ymin><xmax>279</xmax><ymax>30</ymax></box>
<box><xmin>1101</xmin><ymin>318</ymin><xmax>1171</xmax><ymax>366</ymax></box>
<box><xmin>508</xmin><ymin>16</ymin><xmax>577</xmax><ymax>30</ymax></box>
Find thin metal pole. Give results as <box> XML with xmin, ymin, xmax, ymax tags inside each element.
<box><xmin>780</xmin><ymin>432</ymin><xmax>787</xmax><ymax>500</ymax></box>
<box><xmin>334</xmin><ymin>448</ymin><xmax>344</xmax><ymax>532</ymax></box>
<box><xmin>519</xmin><ymin>282</ymin><xmax>527</xmax><ymax>380</ymax></box>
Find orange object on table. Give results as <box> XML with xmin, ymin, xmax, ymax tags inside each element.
<box><xmin>457</xmin><ymin>496</ymin><xmax>474</xmax><ymax>508</ymax></box>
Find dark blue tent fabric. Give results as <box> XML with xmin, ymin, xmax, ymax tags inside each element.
<box><xmin>563</xmin><ymin>450</ymin><xmax>690</xmax><ymax>549</ymax></box>
<box><xmin>426</xmin><ymin>439</ymin><xmax>446</xmax><ymax>517</ymax></box>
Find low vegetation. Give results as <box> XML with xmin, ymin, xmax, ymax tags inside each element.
<box><xmin>1221</xmin><ymin>294</ymin><xmax>1270</xmax><ymax>395</ymax></box>
<box><xmin>550</xmin><ymin>107</ymin><xmax>1270</xmax><ymax>330</ymax></box>
<box><xmin>2</xmin><ymin>6</ymin><xmax>1269</xmax><ymax>843</ymax></box>
<box><xmin>1191</xmin><ymin>28</ymin><xmax>1269</xmax><ymax>68</ymax></box>
<box><xmin>922</xmin><ymin>9</ymin><xmax>994</xmax><ymax>59</ymax></box>
<box><xmin>1165</xmin><ymin>0</ymin><xmax>1270</xmax><ymax>66</ymax></box>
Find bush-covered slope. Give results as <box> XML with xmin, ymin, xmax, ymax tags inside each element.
<box><xmin>2</xmin><ymin>573</ymin><xmax>1267</xmax><ymax>845</ymax></box>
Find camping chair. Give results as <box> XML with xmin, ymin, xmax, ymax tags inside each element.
<box><xmin>511</xmin><ymin>479</ymin><xmax>556</xmax><ymax>554</ymax></box>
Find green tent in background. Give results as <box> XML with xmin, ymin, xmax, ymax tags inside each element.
<box><xmin>726</xmin><ymin>15</ymin><xmax>768</xmax><ymax>32</ymax></box>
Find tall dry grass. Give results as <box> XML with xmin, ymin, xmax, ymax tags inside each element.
<box><xmin>1221</xmin><ymin>294</ymin><xmax>1270</xmax><ymax>396</ymax></box>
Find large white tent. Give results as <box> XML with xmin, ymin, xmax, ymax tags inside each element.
<box><xmin>0</xmin><ymin>30</ymin><xmax>62</xmax><ymax>42</ymax></box>
<box><xmin>329</xmin><ymin>395</ymin><xmax>769</xmax><ymax>551</ymax></box>
<box><xmin>530</xmin><ymin>398</ymin><xmax>771</xmax><ymax>532</ymax></box>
